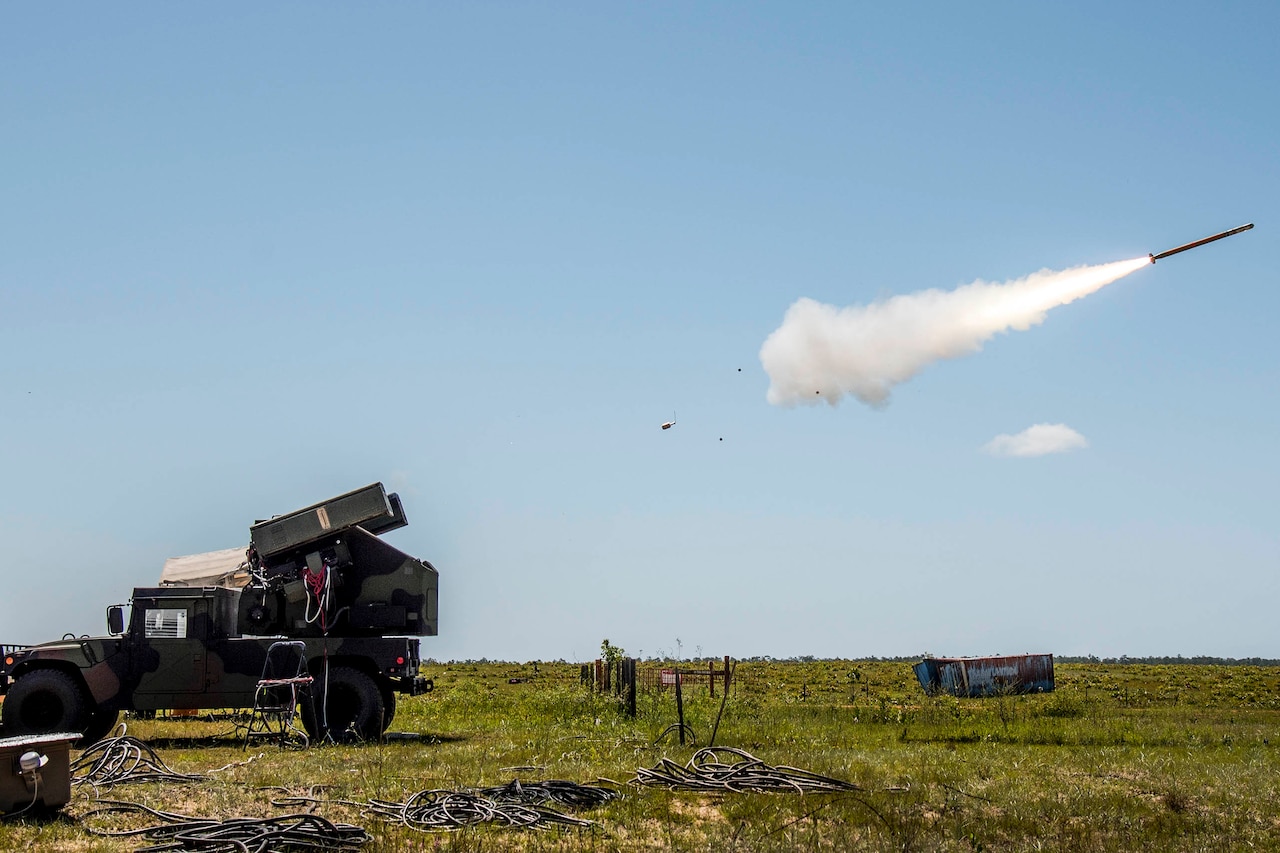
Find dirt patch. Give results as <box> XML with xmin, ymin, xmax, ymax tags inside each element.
<box><xmin>669</xmin><ymin>796</ymin><xmax>728</xmax><ymax>824</ymax></box>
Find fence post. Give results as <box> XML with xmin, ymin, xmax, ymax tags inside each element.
<box><xmin>724</xmin><ymin>655</ymin><xmax>731</xmax><ymax>695</ymax></box>
<box><xmin>675</xmin><ymin>670</ymin><xmax>685</xmax><ymax>746</ymax></box>
<box><xmin>626</xmin><ymin>658</ymin><xmax>637</xmax><ymax>718</ymax></box>
<box><xmin>594</xmin><ymin>659</ymin><xmax>603</xmax><ymax>694</ymax></box>
<box><xmin>709</xmin><ymin>659</ymin><xmax>715</xmax><ymax>698</ymax></box>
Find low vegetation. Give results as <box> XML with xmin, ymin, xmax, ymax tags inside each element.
<box><xmin>4</xmin><ymin>658</ymin><xmax>1279</xmax><ymax>851</ymax></box>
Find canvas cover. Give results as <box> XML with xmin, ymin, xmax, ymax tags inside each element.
<box><xmin>159</xmin><ymin>547</ymin><xmax>251</xmax><ymax>588</ymax></box>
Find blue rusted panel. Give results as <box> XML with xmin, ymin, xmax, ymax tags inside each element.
<box><xmin>912</xmin><ymin>660</ymin><xmax>937</xmax><ymax>691</ymax></box>
<box><xmin>939</xmin><ymin>661</ymin><xmax>968</xmax><ymax>695</ymax></box>
<box><xmin>914</xmin><ymin>654</ymin><xmax>1054</xmax><ymax>697</ymax></box>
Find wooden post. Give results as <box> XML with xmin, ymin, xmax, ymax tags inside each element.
<box><xmin>626</xmin><ymin>658</ymin><xmax>637</xmax><ymax>718</ymax></box>
<box><xmin>709</xmin><ymin>659</ymin><xmax>715</xmax><ymax>698</ymax></box>
<box><xmin>594</xmin><ymin>659</ymin><xmax>603</xmax><ymax>694</ymax></box>
<box><xmin>724</xmin><ymin>655</ymin><xmax>731</xmax><ymax>695</ymax></box>
<box><xmin>675</xmin><ymin>670</ymin><xmax>685</xmax><ymax>746</ymax></box>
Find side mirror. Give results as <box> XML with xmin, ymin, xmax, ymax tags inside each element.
<box><xmin>107</xmin><ymin>606</ymin><xmax>125</xmax><ymax>636</ymax></box>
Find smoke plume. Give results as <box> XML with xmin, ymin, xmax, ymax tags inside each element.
<box><xmin>760</xmin><ymin>257</ymin><xmax>1151</xmax><ymax>407</ymax></box>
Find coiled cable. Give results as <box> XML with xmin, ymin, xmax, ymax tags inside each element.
<box><xmin>81</xmin><ymin>799</ymin><xmax>369</xmax><ymax>851</ymax></box>
<box><xmin>71</xmin><ymin>733</ymin><xmax>205</xmax><ymax>789</ymax></box>
<box><xmin>631</xmin><ymin>747</ymin><xmax>862</xmax><ymax>793</ymax></box>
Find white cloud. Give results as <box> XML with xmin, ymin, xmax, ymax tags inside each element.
<box><xmin>982</xmin><ymin>423</ymin><xmax>1089</xmax><ymax>458</ymax></box>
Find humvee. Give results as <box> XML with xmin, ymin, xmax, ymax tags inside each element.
<box><xmin>0</xmin><ymin>484</ymin><xmax>437</xmax><ymax>745</ymax></box>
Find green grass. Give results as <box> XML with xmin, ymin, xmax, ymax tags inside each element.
<box><xmin>3</xmin><ymin>660</ymin><xmax>1279</xmax><ymax>851</ymax></box>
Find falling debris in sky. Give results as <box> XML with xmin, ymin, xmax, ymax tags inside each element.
<box><xmin>760</xmin><ymin>257</ymin><xmax>1151</xmax><ymax>408</ymax></box>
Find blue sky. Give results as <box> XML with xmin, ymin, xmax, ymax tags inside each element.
<box><xmin>3</xmin><ymin>4</ymin><xmax>1276</xmax><ymax>661</ymax></box>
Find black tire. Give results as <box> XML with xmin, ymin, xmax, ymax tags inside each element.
<box><xmin>301</xmin><ymin>665</ymin><xmax>385</xmax><ymax>742</ymax></box>
<box><xmin>2</xmin><ymin>669</ymin><xmax>92</xmax><ymax>739</ymax></box>
<box><xmin>79</xmin><ymin>708</ymin><xmax>121</xmax><ymax>747</ymax></box>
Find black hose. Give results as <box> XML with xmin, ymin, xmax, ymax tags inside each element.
<box><xmin>364</xmin><ymin>788</ymin><xmax>596</xmax><ymax>831</ymax></box>
<box><xmin>475</xmin><ymin>779</ymin><xmax>618</xmax><ymax>810</ymax></box>
<box><xmin>278</xmin><ymin>779</ymin><xmax>617</xmax><ymax>832</ymax></box>
<box><xmin>631</xmin><ymin>747</ymin><xmax>862</xmax><ymax>793</ymax></box>
<box><xmin>81</xmin><ymin>799</ymin><xmax>370</xmax><ymax>851</ymax></box>
<box><xmin>71</xmin><ymin>734</ymin><xmax>205</xmax><ymax>788</ymax></box>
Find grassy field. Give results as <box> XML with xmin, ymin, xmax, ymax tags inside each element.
<box><xmin>4</xmin><ymin>659</ymin><xmax>1280</xmax><ymax>851</ymax></box>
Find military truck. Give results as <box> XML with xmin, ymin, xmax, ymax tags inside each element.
<box><xmin>0</xmin><ymin>484</ymin><xmax>438</xmax><ymax>745</ymax></box>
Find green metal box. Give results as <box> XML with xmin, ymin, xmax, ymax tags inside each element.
<box><xmin>250</xmin><ymin>483</ymin><xmax>393</xmax><ymax>558</ymax></box>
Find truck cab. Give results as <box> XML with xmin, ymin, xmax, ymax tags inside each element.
<box><xmin>121</xmin><ymin>586</ymin><xmax>243</xmax><ymax>709</ymax></box>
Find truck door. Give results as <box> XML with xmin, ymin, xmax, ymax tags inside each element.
<box><xmin>132</xmin><ymin>597</ymin><xmax>208</xmax><ymax>701</ymax></box>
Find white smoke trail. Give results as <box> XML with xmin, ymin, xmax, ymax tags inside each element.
<box><xmin>760</xmin><ymin>257</ymin><xmax>1151</xmax><ymax>407</ymax></box>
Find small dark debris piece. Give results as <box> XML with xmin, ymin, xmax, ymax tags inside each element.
<box><xmin>508</xmin><ymin>678</ymin><xmax>528</xmax><ymax>684</ymax></box>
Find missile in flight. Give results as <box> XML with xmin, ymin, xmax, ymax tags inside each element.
<box><xmin>1149</xmin><ymin>223</ymin><xmax>1253</xmax><ymax>263</ymax></box>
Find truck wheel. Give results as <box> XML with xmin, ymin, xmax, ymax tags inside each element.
<box><xmin>79</xmin><ymin>708</ymin><xmax>122</xmax><ymax>747</ymax></box>
<box><xmin>2</xmin><ymin>669</ymin><xmax>91</xmax><ymax>739</ymax></box>
<box><xmin>302</xmin><ymin>666</ymin><xmax>385</xmax><ymax>742</ymax></box>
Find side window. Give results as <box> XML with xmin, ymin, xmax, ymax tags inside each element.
<box><xmin>144</xmin><ymin>608</ymin><xmax>188</xmax><ymax>639</ymax></box>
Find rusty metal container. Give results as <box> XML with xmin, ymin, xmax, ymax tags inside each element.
<box><xmin>913</xmin><ymin>654</ymin><xmax>1054</xmax><ymax>697</ymax></box>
